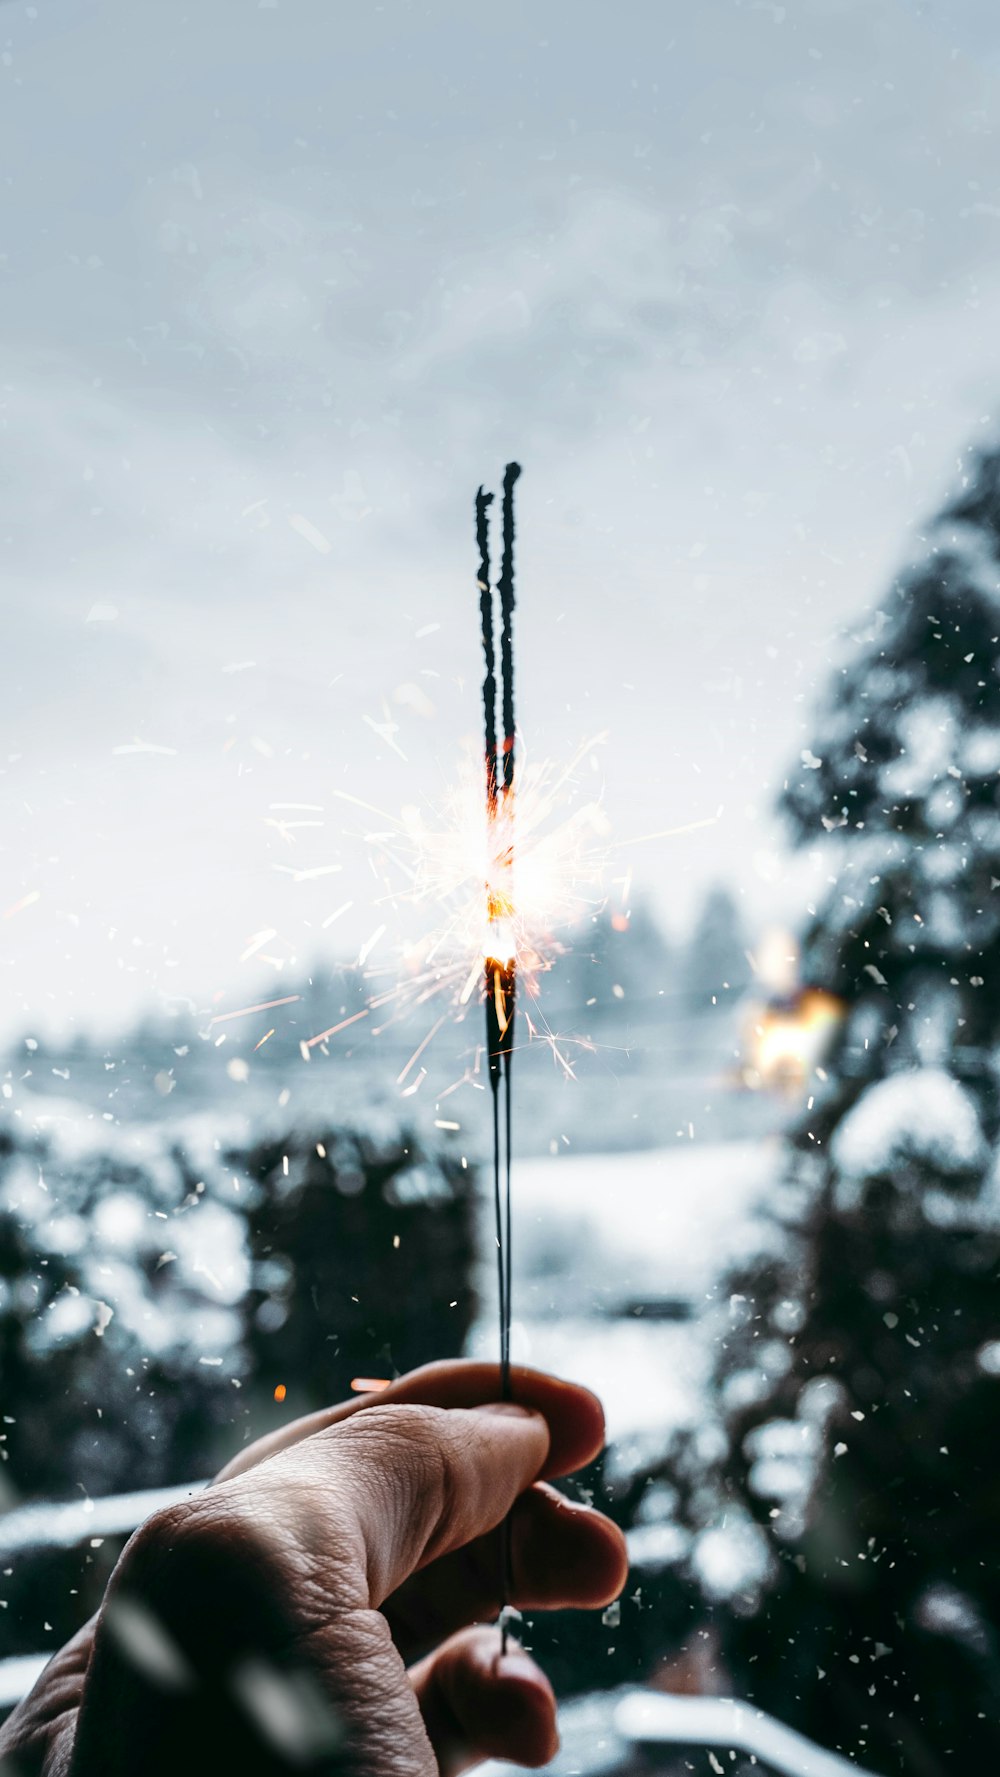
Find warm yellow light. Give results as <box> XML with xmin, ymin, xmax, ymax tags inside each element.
<box><xmin>746</xmin><ymin>988</ymin><xmax>843</xmax><ymax>1093</ymax></box>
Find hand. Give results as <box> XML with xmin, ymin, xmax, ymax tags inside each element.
<box><xmin>1</xmin><ymin>1361</ymin><xmax>627</xmax><ymax>1776</ymax></box>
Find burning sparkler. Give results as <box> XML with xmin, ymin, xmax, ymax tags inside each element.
<box><xmin>477</xmin><ymin>461</ymin><xmax>521</xmax><ymax>1648</ymax></box>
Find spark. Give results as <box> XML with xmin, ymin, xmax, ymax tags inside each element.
<box><xmin>364</xmin><ymin>706</ymin><xmax>408</xmax><ymax>761</ymax></box>
<box><xmin>3</xmin><ymin>889</ymin><xmax>40</xmax><ymax>919</ymax></box>
<box><xmin>264</xmin><ymin>817</ymin><xmax>324</xmax><ymax>842</ymax></box>
<box><xmin>254</xmin><ymin>1029</ymin><xmax>276</xmax><ymax>1050</ymax></box>
<box><xmin>304</xmin><ymin>1008</ymin><xmax>369</xmax><ymax>1048</ymax></box>
<box><xmin>241</xmin><ymin>928</ymin><xmax>278</xmax><ymax>962</ymax></box>
<box><xmin>332</xmin><ymin>789</ymin><xmax>398</xmax><ymax>821</ymax></box>
<box><xmin>436</xmin><ymin>1071</ymin><xmax>483</xmax><ymax>1102</ymax></box>
<box><xmin>209</xmin><ymin>995</ymin><xmax>301</xmax><ymax>1027</ymax></box>
<box><xmin>396</xmin><ymin>1016</ymin><xmax>448</xmax><ymax>1086</ymax></box>
<box><xmin>615</xmin><ymin>805</ymin><xmax>724</xmax><ymax>845</ymax></box>
<box><xmin>288</xmin><ymin>512</ymin><xmax>332</xmax><ymax>554</ymax></box>
<box><xmin>272</xmin><ymin>863</ymin><xmax>343</xmax><ymax>883</ymax></box>
<box><xmin>357</xmin><ymin>923</ymin><xmax>387</xmax><ymax>966</ymax></box>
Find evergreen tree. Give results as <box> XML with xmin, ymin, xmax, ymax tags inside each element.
<box><xmin>692</xmin><ymin>446</ymin><xmax>1000</xmax><ymax>1775</ymax></box>
<box><xmin>545</xmin><ymin>901</ymin><xmax>675</xmax><ymax>1020</ymax></box>
<box><xmin>679</xmin><ymin>883</ymin><xmax>751</xmax><ymax>1012</ymax></box>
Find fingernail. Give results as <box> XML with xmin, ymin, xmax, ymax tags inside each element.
<box><xmin>475</xmin><ymin>1401</ymin><xmax>541</xmax><ymax>1419</ymax></box>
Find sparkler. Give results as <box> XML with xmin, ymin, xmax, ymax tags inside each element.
<box><xmin>256</xmin><ymin>467</ymin><xmax>607</xmax><ymax>1665</ymax></box>
<box><xmin>477</xmin><ymin>461</ymin><xmax>521</xmax><ymax>1649</ymax></box>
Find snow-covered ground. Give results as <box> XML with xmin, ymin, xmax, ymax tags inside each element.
<box><xmin>468</xmin><ymin>1140</ymin><xmax>780</xmax><ymax>1442</ymax></box>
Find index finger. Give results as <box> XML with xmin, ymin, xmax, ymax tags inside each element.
<box><xmin>216</xmin><ymin>1360</ymin><xmax>605</xmax><ymax>1485</ymax></box>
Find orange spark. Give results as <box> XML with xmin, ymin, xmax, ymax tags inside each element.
<box><xmin>350</xmin><ymin>1377</ymin><xmax>391</xmax><ymax>1394</ymax></box>
<box><xmin>209</xmin><ymin>995</ymin><xmax>300</xmax><ymax>1026</ymax></box>
<box><xmin>305</xmin><ymin>1008</ymin><xmax>370</xmax><ymax>1048</ymax></box>
<box><xmin>396</xmin><ymin>1015</ymin><xmax>448</xmax><ymax>1086</ymax></box>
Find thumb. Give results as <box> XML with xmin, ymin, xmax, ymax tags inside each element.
<box><xmin>291</xmin><ymin>1400</ymin><xmax>551</xmax><ymax>1607</ymax></box>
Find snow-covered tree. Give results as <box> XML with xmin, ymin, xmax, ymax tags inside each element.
<box><xmin>548</xmin><ymin>902</ymin><xmax>675</xmax><ymax>1018</ymax></box>
<box><xmin>0</xmin><ymin>1102</ymin><xmax>477</xmax><ymax>1664</ymax></box>
<box><xmin>702</xmin><ymin>446</ymin><xmax>1000</xmax><ymax>1774</ymax></box>
<box><xmin>679</xmin><ymin>882</ymin><xmax>751</xmax><ymax>1012</ymax></box>
<box><xmin>0</xmin><ymin>1107</ymin><xmax>250</xmax><ymax>1502</ymax></box>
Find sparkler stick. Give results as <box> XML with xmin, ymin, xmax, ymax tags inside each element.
<box><xmin>478</xmin><ymin>461</ymin><xmax>521</xmax><ymax>1652</ymax></box>
<box><xmin>477</xmin><ymin>486</ymin><xmax>498</xmax><ymax>818</ymax></box>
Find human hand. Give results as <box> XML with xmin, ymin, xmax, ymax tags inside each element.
<box><xmin>1</xmin><ymin>1360</ymin><xmax>627</xmax><ymax>1776</ymax></box>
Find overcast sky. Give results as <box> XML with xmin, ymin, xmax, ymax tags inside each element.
<box><xmin>4</xmin><ymin>0</ymin><xmax>1000</xmax><ymax>1039</ymax></box>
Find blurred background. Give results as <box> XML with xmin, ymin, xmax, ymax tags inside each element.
<box><xmin>4</xmin><ymin>3</ymin><xmax>1000</xmax><ymax>1772</ymax></box>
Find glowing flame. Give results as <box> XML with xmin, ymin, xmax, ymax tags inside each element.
<box><xmin>370</xmin><ymin>738</ymin><xmax>606</xmax><ymax>1000</ymax></box>
<box><xmin>485</xmin><ymin>811</ymin><xmax>517</xmax><ymax>968</ymax></box>
<box><xmin>321</xmin><ymin>736</ymin><xmax>610</xmax><ymax>1082</ymax></box>
<box><xmin>485</xmin><ymin>914</ymin><xmax>517</xmax><ymax>969</ymax></box>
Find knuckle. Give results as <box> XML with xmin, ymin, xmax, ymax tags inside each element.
<box><xmin>337</xmin><ymin>1401</ymin><xmax>448</xmax><ymax>1468</ymax></box>
<box><xmin>120</xmin><ymin>1491</ymin><xmax>251</xmax><ymax>1591</ymax></box>
<box><xmin>107</xmin><ymin>1488</ymin><xmax>305</xmax><ymax>1657</ymax></box>
<box><xmin>334</xmin><ymin>1403</ymin><xmax>460</xmax><ymax>1514</ymax></box>
<box><xmin>123</xmin><ymin>1500</ymin><xmax>199</xmax><ymax>1569</ymax></box>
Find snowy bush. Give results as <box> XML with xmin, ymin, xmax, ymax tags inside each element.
<box><xmin>239</xmin><ymin>1118</ymin><xmax>476</xmax><ymax>1420</ymax></box>
<box><xmin>0</xmin><ymin>1103</ymin><xmax>250</xmax><ymax>1499</ymax></box>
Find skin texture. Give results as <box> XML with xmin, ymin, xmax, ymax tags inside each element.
<box><xmin>0</xmin><ymin>1361</ymin><xmax>627</xmax><ymax>1776</ymax></box>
